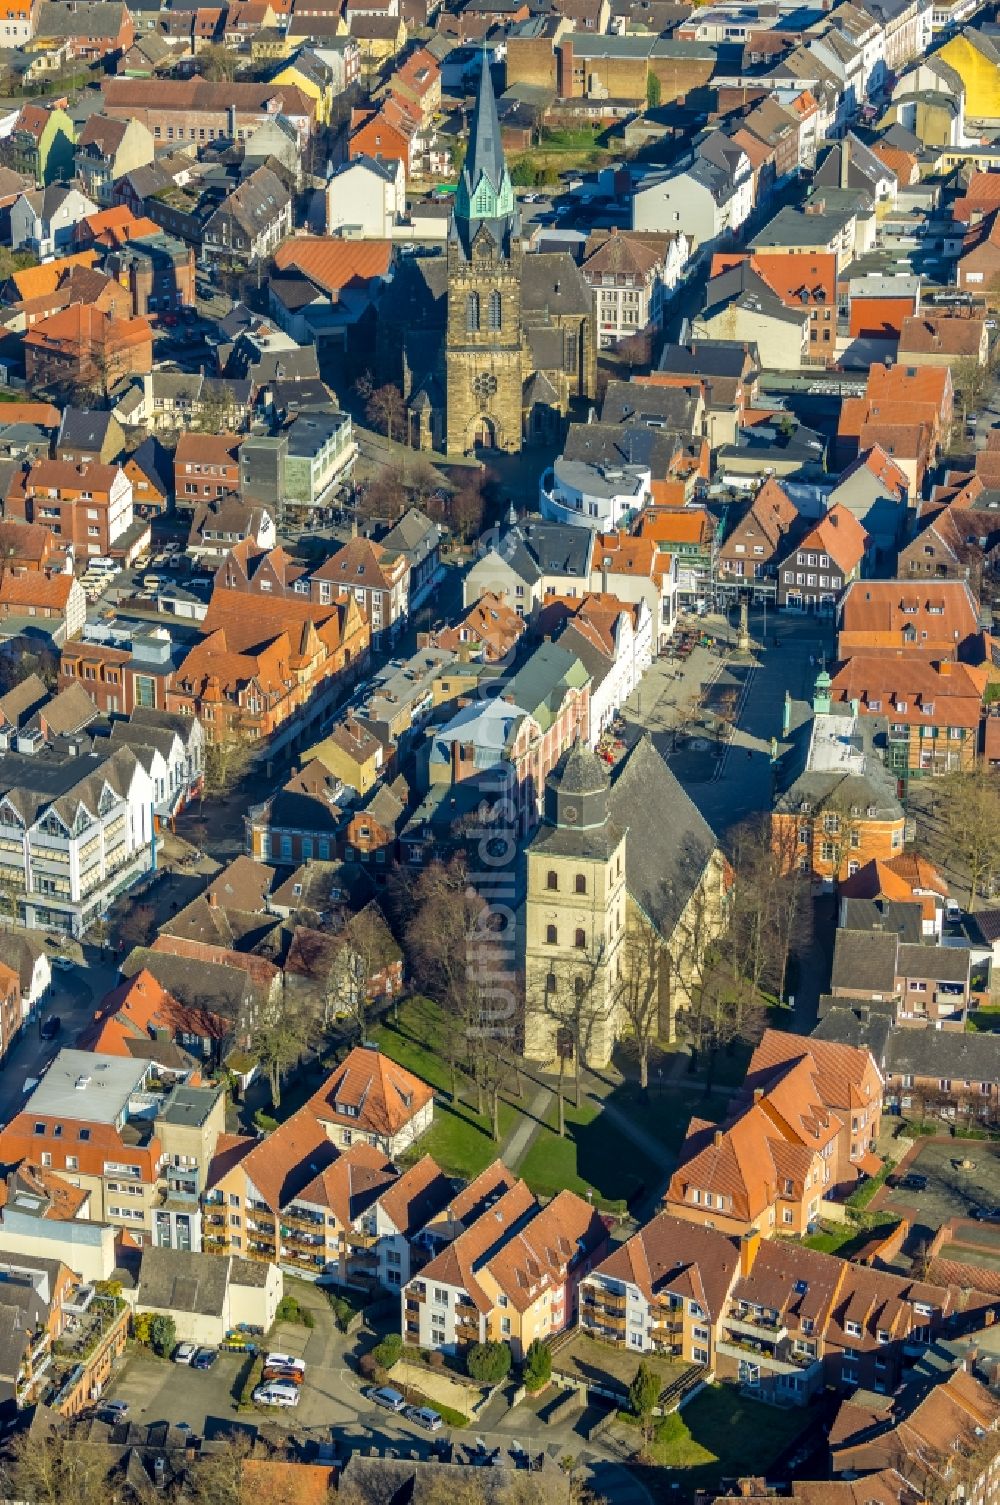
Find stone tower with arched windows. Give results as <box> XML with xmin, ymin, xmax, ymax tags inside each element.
<box><xmin>523</xmin><ymin>742</ymin><xmax>628</xmax><ymax>1068</ymax></box>
<box><xmin>445</xmin><ymin>51</ymin><xmax>524</xmax><ymax>458</ymax></box>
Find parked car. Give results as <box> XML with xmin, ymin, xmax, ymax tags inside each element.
<box><xmin>369</xmin><ymin>1387</ymin><xmax>406</xmax><ymax>1414</ymax></box>
<box><xmin>174</xmin><ymin>1343</ymin><xmax>197</xmax><ymax>1365</ymax></box>
<box><xmin>98</xmin><ymin>1400</ymin><xmax>129</xmax><ymax>1421</ymax></box>
<box><xmin>191</xmin><ymin>1348</ymin><xmax>218</xmax><ymax>1370</ymax></box>
<box><xmin>945</xmin><ymin>900</ymin><xmax>962</xmax><ymax>923</ymax></box>
<box><xmin>405</xmin><ymin>1405</ymin><xmax>443</xmax><ymax>1432</ymax></box>
<box><xmin>253</xmin><ymin>1382</ymin><xmax>300</xmax><ymax>1408</ymax></box>
<box><xmin>51</xmin><ymin>956</ymin><xmax>75</xmax><ymax>972</ymax></box>
<box><xmin>40</xmin><ymin>1015</ymin><xmax>60</xmax><ymax>1041</ymax></box>
<box><xmin>263</xmin><ymin>1365</ymin><xmax>304</xmax><ymax>1386</ymax></box>
<box><xmin>265</xmin><ymin>1352</ymin><xmax>305</xmax><ymax>1375</ymax></box>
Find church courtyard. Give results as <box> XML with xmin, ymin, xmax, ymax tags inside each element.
<box><xmin>371</xmin><ymin>995</ymin><xmax>728</xmax><ymax>1215</ymax></box>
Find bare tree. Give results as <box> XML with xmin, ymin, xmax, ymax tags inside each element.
<box><xmin>201</xmin><ymin>726</ymin><xmax>255</xmax><ymax>803</ymax></box>
<box><xmin>618</xmin><ymin>919</ymin><xmax>667</xmax><ymax>1092</ymax></box>
<box><xmin>1</xmin><ymin>1421</ymin><xmax>113</xmax><ymax>1505</ymax></box>
<box><xmin>365</xmin><ymin>383</ymin><xmax>405</xmax><ymax>445</ymax></box>
<box><xmin>118</xmin><ymin>902</ymin><xmax>157</xmax><ymax>952</ymax></box>
<box><xmin>937</xmin><ymin>765</ymin><xmax>1000</xmax><ymax>907</ymax></box>
<box><xmin>251</xmin><ymin>990</ymin><xmax>318</xmax><ymax>1109</ymax></box>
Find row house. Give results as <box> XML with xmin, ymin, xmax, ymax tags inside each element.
<box><xmin>716</xmin><ymin>477</ymin><xmax>802</xmax><ymax>595</ymax></box>
<box><xmin>402</xmin><ymin>1170</ymin><xmax>608</xmax><ymax>1360</ymax></box>
<box><xmin>174</xmin><ymin>433</ymin><xmax>244</xmax><ymax>507</ymax></box>
<box><xmin>829</xmin><ymin>654</ymin><xmax>985</xmax><ymax>782</ymax></box>
<box><xmin>309</xmin><ymin>536</ymin><xmax>410</xmax><ymax>647</ymax></box>
<box><xmin>202</xmin><ymin>1046</ymin><xmax>434</xmax><ymax>1269</ymax></box>
<box><xmin>538</xmin><ymin>592</ymin><xmax>654</xmax><ymax>739</ymax></box>
<box><xmin>582</xmin><ymin>1209</ymin><xmax>990</xmax><ymax>1406</ymax></box>
<box><xmin>830</xmin><ymin>927</ymin><xmax>972</xmax><ymax>1025</ymax></box>
<box><xmin>665</xmin><ymin>1029</ymin><xmax>883</xmax><ymax>1237</ymax></box>
<box><xmin>166</xmin><ymin>588</ymin><xmax>370</xmax><ymax>745</ymax></box>
<box><xmin>6</xmin><ymin>459</ymin><xmax>134</xmax><ymax>560</ymax></box>
<box><xmin>581</xmin><ymin>230</ymin><xmax>691</xmax><ymax>352</ymax></box>
<box><xmin>101</xmin><ymin>78</ymin><xmax>318</xmax><ymax>150</ymax></box>
<box><xmin>0</xmin><ymin>741</ymin><xmax>156</xmax><ymax>936</ymax></box>
<box><xmin>882</xmin><ymin>1027</ymin><xmax>1000</xmax><ymax>1127</ymax></box>
<box><xmin>777</xmin><ymin>504</ymin><xmax>869</xmax><ymax>616</ymax></box>
<box><xmin>422</xmin><ymin>591</ymin><xmax>526</xmax><ymax>664</ymax></box>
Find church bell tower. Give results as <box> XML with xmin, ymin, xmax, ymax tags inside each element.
<box><xmin>445</xmin><ymin>50</ymin><xmax>524</xmax><ymax>458</ymax></box>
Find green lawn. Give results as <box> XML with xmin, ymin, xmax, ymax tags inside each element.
<box><xmin>641</xmin><ymin>1385</ymin><xmax>813</xmax><ymax>1487</ymax></box>
<box><xmin>375</xmin><ymin>998</ymin><xmax>675</xmax><ymax>1206</ymax></box>
<box><xmin>798</xmin><ymin>1220</ymin><xmax>893</xmax><ymax>1258</ymax></box>
<box><xmin>518</xmin><ymin>1095</ymin><xmax>658</xmax><ymax>1211</ymax></box>
<box><xmin>611</xmin><ymin>1080</ymin><xmax>726</xmax><ymax>1154</ymax></box>
<box><xmin>375</xmin><ymin>1000</ymin><xmax>519</xmax><ymax>1181</ymax></box>
<box><xmin>968</xmin><ymin>1008</ymin><xmax>1000</xmax><ymax>1033</ymax></box>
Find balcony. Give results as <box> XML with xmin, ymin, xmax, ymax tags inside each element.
<box><xmin>717</xmin><ymin>1338</ymin><xmax>819</xmax><ymax>1377</ymax></box>
<box><xmin>727</xmin><ymin>1316</ymin><xmax>788</xmax><ymax>1344</ymax></box>
<box><xmin>283</xmin><ymin>1208</ymin><xmax>325</xmax><ymax>1232</ymax></box>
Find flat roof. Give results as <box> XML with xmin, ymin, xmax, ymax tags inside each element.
<box><xmin>25</xmin><ymin>1050</ymin><xmax>149</xmax><ymax>1124</ymax></box>
<box><xmin>160</xmin><ymin>1083</ymin><xmax>223</xmax><ymax>1129</ymax></box>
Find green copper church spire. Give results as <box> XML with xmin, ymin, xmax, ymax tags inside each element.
<box><xmin>452</xmin><ymin>48</ymin><xmax>517</xmax><ymax>254</ymax></box>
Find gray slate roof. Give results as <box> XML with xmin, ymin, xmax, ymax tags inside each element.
<box><xmin>608</xmin><ymin>733</ymin><xmax>717</xmax><ymax>937</ymax></box>
<box><xmin>831</xmin><ymin>928</ymin><xmax>900</xmax><ymax>994</ymax></box>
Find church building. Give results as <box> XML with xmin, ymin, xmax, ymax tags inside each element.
<box><xmin>523</xmin><ymin>735</ymin><xmax>729</xmax><ymax>1068</ymax></box>
<box><xmin>375</xmin><ymin>52</ymin><xmax>597</xmax><ymax>457</ymax></box>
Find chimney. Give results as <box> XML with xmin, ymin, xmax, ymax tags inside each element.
<box><xmin>753</xmin><ymin>1086</ymin><xmax>763</xmax><ymax>1103</ymax></box>
<box><xmin>839</xmin><ymin>136</ymin><xmax>850</xmax><ymax>191</ymax></box>
<box><xmin>713</xmin><ymin>1129</ymin><xmax>723</xmax><ymax>1147</ymax></box>
<box><xmin>740</xmin><ymin>1227</ymin><xmax>761</xmax><ymax>1277</ymax></box>
<box><xmin>208</xmin><ymin>890</ymin><xmax>218</xmax><ymax>908</ymax></box>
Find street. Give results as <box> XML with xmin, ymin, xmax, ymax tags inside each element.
<box><xmin>103</xmin><ymin>1282</ymin><xmax>654</xmax><ymax>1505</ymax></box>
<box><xmin>0</xmin><ymin>951</ymin><xmax>120</xmax><ymax>1125</ymax></box>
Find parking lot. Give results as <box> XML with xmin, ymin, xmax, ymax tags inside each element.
<box><xmin>877</xmin><ymin>1138</ymin><xmax>1000</xmax><ymax>1237</ymax></box>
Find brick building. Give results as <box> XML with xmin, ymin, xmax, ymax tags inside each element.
<box><xmin>772</xmin><ymin>687</ymin><xmax>906</xmax><ymax>886</ymax></box>
<box><xmin>6</xmin><ymin>459</ymin><xmax>134</xmax><ymax>558</ymax></box>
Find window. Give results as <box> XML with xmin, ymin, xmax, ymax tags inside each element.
<box><xmin>466</xmin><ymin>292</ymin><xmax>480</xmax><ymax>332</ymax></box>
<box><xmin>433</xmin><ymin>1288</ymin><xmax>449</xmax><ymax>1305</ymax></box>
<box><xmin>488</xmin><ymin>290</ymin><xmax>501</xmax><ymax>330</ymax></box>
<box><xmin>546</xmin><ymin>924</ymin><xmax>557</xmax><ymax>945</ymax></box>
<box><xmin>574</xmin><ymin>928</ymin><xmax>586</xmax><ymax>948</ymax></box>
<box><xmin>845</xmin><ymin>1320</ymin><xmax>862</xmax><ymax>1337</ymax></box>
<box><xmin>546</xmin><ymin>870</ymin><xmax>558</xmax><ymax>890</ymax></box>
<box><xmin>575</xmin><ymin>874</ymin><xmax>587</xmax><ymax>894</ymax></box>
<box><xmin>65</xmin><ymin>1155</ymin><xmax>78</xmax><ymax>1170</ymax></box>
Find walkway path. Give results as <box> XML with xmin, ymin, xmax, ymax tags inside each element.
<box><xmin>499</xmin><ymin>1078</ymin><xmax>553</xmax><ymax>1169</ymax></box>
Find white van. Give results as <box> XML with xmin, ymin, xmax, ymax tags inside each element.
<box><xmin>253</xmin><ymin>1382</ymin><xmax>300</xmax><ymax>1408</ymax></box>
<box><xmin>265</xmin><ymin>1352</ymin><xmax>306</xmax><ymax>1375</ymax></box>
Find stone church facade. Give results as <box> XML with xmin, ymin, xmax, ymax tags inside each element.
<box><xmin>375</xmin><ymin>52</ymin><xmax>596</xmax><ymax>457</ymax></box>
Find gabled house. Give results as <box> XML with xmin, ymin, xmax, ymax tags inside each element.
<box><xmin>665</xmin><ymin>1029</ymin><xmax>883</xmax><ymax>1237</ymax></box>
<box><xmin>717</xmin><ymin>476</ymin><xmax>802</xmax><ymax>591</ymax></box>
<box><xmin>73</xmin><ymin>114</ymin><xmax>154</xmax><ymax>207</ymax></box>
<box><xmin>827</xmin><ymin>446</ymin><xmax>909</xmax><ymax>566</ymax></box>
<box><xmin>201</xmin><ymin>166</ymin><xmax>292</xmax><ymax>266</ymax></box>
<box><xmin>10</xmin><ymin>184</ymin><xmax>98</xmax><ymax>258</ymax></box>
<box><xmin>777</xmin><ymin>504</ymin><xmax>868</xmax><ymax>614</ymax></box>
<box><xmin>402</xmin><ymin>1171</ymin><xmax>607</xmax><ymax>1359</ymax></box>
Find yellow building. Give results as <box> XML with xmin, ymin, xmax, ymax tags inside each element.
<box><xmin>272</xmin><ymin>49</ymin><xmax>338</xmax><ymax>125</ymax></box>
<box><xmin>936</xmin><ymin>29</ymin><xmax>1000</xmax><ymax>125</ymax></box>
<box><xmin>523</xmin><ymin>743</ymin><xmax>627</xmax><ymax>1068</ymax></box>
<box><xmin>523</xmin><ymin>734</ymin><xmax>727</xmax><ymax>1068</ymax></box>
